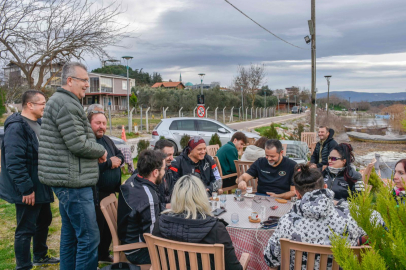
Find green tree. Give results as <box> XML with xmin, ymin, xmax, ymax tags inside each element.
<box><xmin>209</xmin><ymin>133</ymin><xmax>222</xmax><ymax>147</ymax></box>
<box><xmin>262</xmin><ymin>124</ymin><xmax>280</xmax><ymax>139</ymax></box>
<box><xmin>180</xmin><ymin>134</ymin><xmax>190</xmax><ymax>150</ymax></box>
<box><xmin>129</xmin><ymin>93</ymin><xmax>138</xmax><ymax>108</ymax></box>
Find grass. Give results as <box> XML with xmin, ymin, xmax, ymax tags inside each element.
<box><xmin>0</xmin><ymin>158</ymin><xmax>137</xmax><ymax>270</ymax></box>
<box><xmin>254</xmin><ymin>123</ymin><xmax>287</xmax><ymax>134</ymax></box>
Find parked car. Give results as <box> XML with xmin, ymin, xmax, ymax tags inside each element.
<box><xmin>106</xmin><ymin>135</ymin><xmax>127</xmax><ymax>145</ymax></box>
<box><xmin>291</xmin><ymin>106</ymin><xmax>299</xmax><ymax>114</ymax></box>
<box><xmin>149</xmin><ymin>117</ymin><xmax>260</xmax><ymax>154</ymax></box>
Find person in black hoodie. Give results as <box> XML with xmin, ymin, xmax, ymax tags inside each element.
<box><xmin>88</xmin><ymin>106</ymin><xmax>125</xmax><ymax>263</ymax></box>
<box><xmin>0</xmin><ymin>90</ymin><xmax>59</xmax><ymax>270</ymax></box>
<box><xmin>153</xmin><ymin>174</ymin><xmax>243</xmax><ymax>270</ymax></box>
<box><xmin>117</xmin><ymin>149</ymin><xmax>167</xmax><ymax>265</ymax></box>
<box><xmin>310</xmin><ymin>126</ymin><xmax>338</xmax><ymax>170</ymax></box>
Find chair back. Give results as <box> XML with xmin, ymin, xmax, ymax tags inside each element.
<box><xmin>362</xmin><ymin>158</ymin><xmax>376</xmax><ymax>185</ymax></box>
<box><xmin>144</xmin><ymin>233</ymin><xmax>225</xmax><ymax>270</ymax></box>
<box><xmin>213</xmin><ymin>156</ymin><xmax>238</xmax><ymax>192</ymax></box>
<box><xmin>234</xmin><ymin>160</ymin><xmax>257</xmax><ymax>192</ymax></box>
<box><xmin>247</xmin><ymin>138</ymin><xmax>256</xmax><ymax>146</ymax></box>
<box><xmin>207</xmin><ymin>144</ymin><xmax>220</xmax><ymax>157</ymax></box>
<box><xmin>310</xmin><ymin>142</ymin><xmax>317</xmax><ymax>155</ymax></box>
<box><xmin>301</xmin><ymin>132</ymin><xmax>317</xmax><ymax>149</ymax></box>
<box><xmin>280</xmin><ymin>238</ymin><xmax>370</xmax><ymax>270</ymax></box>
<box><xmin>282</xmin><ymin>144</ymin><xmax>287</xmax><ymax>157</ymax></box>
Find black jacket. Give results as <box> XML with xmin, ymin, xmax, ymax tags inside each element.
<box><xmin>117</xmin><ymin>174</ymin><xmax>165</xmax><ymax>253</ymax></box>
<box><xmin>153</xmin><ymin>213</ymin><xmax>242</xmax><ymax>270</ymax></box>
<box><xmin>170</xmin><ymin>148</ymin><xmax>221</xmax><ymax>193</ymax></box>
<box><xmin>322</xmin><ymin>166</ymin><xmax>362</xmax><ymax>200</ymax></box>
<box><xmin>310</xmin><ymin>129</ymin><xmax>338</xmax><ymax>169</ymax></box>
<box><xmin>0</xmin><ymin>113</ymin><xmax>54</xmax><ymax>204</ymax></box>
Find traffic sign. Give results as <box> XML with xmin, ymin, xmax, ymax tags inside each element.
<box><xmin>197</xmin><ymin>105</ymin><xmax>205</xmax><ymax>118</ymax></box>
<box><xmin>197</xmin><ymin>95</ymin><xmax>205</xmax><ymax>105</ymax></box>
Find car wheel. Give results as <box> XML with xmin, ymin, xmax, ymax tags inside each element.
<box><xmin>168</xmin><ymin>140</ymin><xmax>178</xmax><ymax>155</ymax></box>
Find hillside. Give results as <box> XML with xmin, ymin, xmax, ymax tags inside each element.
<box><xmin>317</xmin><ymin>91</ymin><xmax>406</xmax><ymax>102</ymax></box>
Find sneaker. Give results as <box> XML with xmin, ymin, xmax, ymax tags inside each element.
<box><xmin>33</xmin><ymin>255</ymin><xmax>60</xmax><ymax>266</ymax></box>
<box><xmin>98</xmin><ymin>255</ymin><xmax>114</xmax><ymax>264</ymax></box>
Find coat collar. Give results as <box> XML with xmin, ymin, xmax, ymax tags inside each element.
<box><xmin>57</xmin><ymin>87</ymin><xmax>80</xmax><ymax>103</ymax></box>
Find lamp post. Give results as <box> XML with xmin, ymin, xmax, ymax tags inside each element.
<box><xmin>122</xmin><ymin>56</ymin><xmax>133</xmax><ymax>132</ymax></box>
<box><xmin>240</xmin><ymin>85</ymin><xmax>244</xmax><ymax>120</ymax></box>
<box><xmin>324</xmin><ymin>75</ymin><xmax>332</xmax><ymax>116</ymax></box>
<box><xmin>287</xmin><ymin>96</ymin><xmax>289</xmax><ymax>113</ymax></box>
<box><xmin>198</xmin><ymin>73</ymin><xmax>205</xmax><ymax>96</ymax></box>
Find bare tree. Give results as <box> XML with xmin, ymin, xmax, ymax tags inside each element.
<box><xmin>0</xmin><ymin>0</ymin><xmax>129</xmax><ymax>91</ymax></box>
<box><xmin>233</xmin><ymin>63</ymin><xmax>266</xmax><ymax>107</ymax></box>
<box><xmin>273</xmin><ymin>89</ymin><xmax>286</xmax><ymax>99</ymax></box>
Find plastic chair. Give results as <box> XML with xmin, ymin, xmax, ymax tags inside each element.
<box><xmin>144</xmin><ymin>233</ymin><xmax>250</xmax><ymax>270</ymax></box>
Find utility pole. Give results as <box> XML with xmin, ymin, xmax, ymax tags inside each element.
<box><xmin>309</xmin><ymin>0</ymin><xmax>316</xmax><ymax>132</ymax></box>
<box><xmin>325</xmin><ymin>75</ymin><xmax>331</xmax><ymax>116</ymax></box>
<box><xmin>349</xmin><ymin>97</ymin><xmax>351</xmax><ymax>110</ymax></box>
<box><xmin>264</xmin><ymin>90</ymin><xmax>266</xmax><ymax>109</ymax></box>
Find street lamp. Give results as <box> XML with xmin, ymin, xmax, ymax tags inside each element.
<box><xmin>122</xmin><ymin>56</ymin><xmax>133</xmax><ymax>132</ymax></box>
<box><xmin>324</xmin><ymin>75</ymin><xmax>332</xmax><ymax>116</ymax></box>
<box><xmin>198</xmin><ymin>73</ymin><xmax>205</xmax><ymax>96</ymax></box>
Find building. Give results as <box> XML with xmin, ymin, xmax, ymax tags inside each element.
<box><xmin>189</xmin><ymin>82</ymin><xmax>220</xmax><ymax>90</ymax></box>
<box><xmin>83</xmin><ymin>73</ymin><xmax>135</xmax><ymax>111</ymax></box>
<box><xmin>151</xmin><ymin>82</ymin><xmax>185</xmax><ymax>89</ymax></box>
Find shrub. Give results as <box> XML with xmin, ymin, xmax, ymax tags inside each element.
<box><xmin>209</xmin><ymin>133</ymin><xmax>222</xmax><ymax>147</ymax></box>
<box><xmin>262</xmin><ymin>124</ymin><xmax>280</xmax><ymax>139</ymax></box>
<box><xmin>180</xmin><ymin>134</ymin><xmax>190</xmax><ymax>150</ymax></box>
<box><xmin>159</xmin><ymin>135</ymin><xmax>166</xmax><ymax>140</ymax></box>
<box><xmin>136</xmin><ymin>139</ymin><xmax>149</xmax><ymax>157</ymax></box>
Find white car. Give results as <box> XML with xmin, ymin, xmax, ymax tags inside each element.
<box><xmin>149</xmin><ymin>117</ymin><xmax>260</xmax><ymax>154</ymax></box>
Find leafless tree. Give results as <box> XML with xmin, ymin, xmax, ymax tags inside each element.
<box><xmin>0</xmin><ymin>0</ymin><xmax>129</xmax><ymax>91</ymax></box>
<box><xmin>233</xmin><ymin>63</ymin><xmax>266</xmax><ymax>107</ymax></box>
<box><xmin>273</xmin><ymin>89</ymin><xmax>286</xmax><ymax>99</ymax></box>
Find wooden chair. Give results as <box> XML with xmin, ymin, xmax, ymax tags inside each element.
<box><xmin>282</xmin><ymin>144</ymin><xmax>287</xmax><ymax>157</ymax></box>
<box><xmin>362</xmin><ymin>158</ymin><xmax>376</xmax><ymax>185</ymax></box>
<box><xmin>280</xmin><ymin>238</ymin><xmax>370</xmax><ymax>270</ymax></box>
<box><xmin>144</xmin><ymin>233</ymin><xmax>250</xmax><ymax>270</ymax></box>
<box><xmin>309</xmin><ymin>142</ymin><xmax>317</xmax><ymax>155</ymax></box>
<box><xmin>301</xmin><ymin>132</ymin><xmax>317</xmax><ymax>149</ymax></box>
<box><xmin>100</xmin><ymin>194</ymin><xmax>151</xmax><ymax>270</ymax></box>
<box><xmin>207</xmin><ymin>144</ymin><xmax>220</xmax><ymax>157</ymax></box>
<box><xmin>247</xmin><ymin>137</ymin><xmax>256</xmax><ymax>146</ymax></box>
<box><xmin>213</xmin><ymin>156</ymin><xmax>238</xmax><ymax>193</ymax></box>
<box><xmin>234</xmin><ymin>160</ymin><xmax>257</xmax><ymax>192</ymax></box>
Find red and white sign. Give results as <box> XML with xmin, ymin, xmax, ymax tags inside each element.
<box><xmin>197</xmin><ymin>105</ymin><xmax>205</xmax><ymax>118</ymax></box>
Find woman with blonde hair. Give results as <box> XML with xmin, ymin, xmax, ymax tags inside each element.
<box><xmin>152</xmin><ymin>175</ymin><xmax>243</xmax><ymax>270</ymax></box>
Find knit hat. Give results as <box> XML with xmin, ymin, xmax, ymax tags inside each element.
<box><xmin>188</xmin><ymin>136</ymin><xmax>206</xmax><ymax>151</ymax></box>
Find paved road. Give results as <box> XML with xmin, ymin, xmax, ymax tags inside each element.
<box><xmin>227</xmin><ymin>112</ymin><xmax>308</xmax><ymax>131</ymax></box>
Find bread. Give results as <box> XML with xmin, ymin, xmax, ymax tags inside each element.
<box><xmin>275</xmin><ymin>198</ymin><xmax>288</xmax><ymax>204</ymax></box>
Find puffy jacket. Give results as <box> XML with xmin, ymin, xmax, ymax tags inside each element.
<box><xmin>0</xmin><ymin>113</ymin><xmax>54</xmax><ymax>204</ymax></box>
<box><xmin>322</xmin><ymin>166</ymin><xmax>362</xmax><ymax>200</ymax></box>
<box><xmin>117</xmin><ymin>174</ymin><xmax>165</xmax><ymax>253</ymax></box>
<box><xmin>310</xmin><ymin>129</ymin><xmax>338</xmax><ymax>169</ymax></box>
<box><xmin>153</xmin><ymin>213</ymin><xmax>242</xmax><ymax>270</ymax></box>
<box><xmin>170</xmin><ymin>148</ymin><xmax>222</xmax><ymax>193</ymax></box>
<box><xmin>38</xmin><ymin>88</ymin><xmax>105</xmax><ymax>188</ymax></box>
<box><xmin>264</xmin><ymin>189</ymin><xmax>365</xmax><ymax>270</ymax></box>
<box><xmin>240</xmin><ymin>145</ymin><xmax>265</xmax><ymax>162</ymax></box>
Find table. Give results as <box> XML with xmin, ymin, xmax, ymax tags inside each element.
<box><xmin>280</xmin><ymin>140</ymin><xmax>309</xmax><ymax>160</ymax></box>
<box><xmin>218</xmin><ymin>195</ymin><xmax>293</xmax><ymax>270</ymax></box>
<box><xmin>116</xmin><ymin>145</ymin><xmax>135</xmax><ymax>174</ymax></box>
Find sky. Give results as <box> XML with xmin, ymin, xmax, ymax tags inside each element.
<box><xmin>85</xmin><ymin>0</ymin><xmax>406</xmax><ymax>93</ymax></box>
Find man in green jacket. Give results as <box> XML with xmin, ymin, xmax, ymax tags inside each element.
<box><xmin>38</xmin><ymin>62</ymin><xmax>107</xmax><ymax>270</ymax></box>
<box><xmin>216</xmin><ymin>132</ymin><xmax>247</xmax><ymax>188</ymax></box>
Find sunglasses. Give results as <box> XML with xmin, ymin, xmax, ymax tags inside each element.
<box><xmin>328</xmin><ymin>156</ymin><xmax>343</xmax><ymax>161</ymax></box>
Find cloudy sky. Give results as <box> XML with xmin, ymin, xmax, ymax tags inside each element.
<box><xmin>86</xmin><ymin>0</ymin><xmax>406</xmax><ymax>93</ymax></box>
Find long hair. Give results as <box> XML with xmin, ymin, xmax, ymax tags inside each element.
<box><xmin>162</xmin><ymin>175</ymin><xmax>212</xmax><ymax>219</ymax></box>
<box><xmin>333</xmin><ymin>143</ymin><xmax>357</xmax><ymax>183</ymax></box>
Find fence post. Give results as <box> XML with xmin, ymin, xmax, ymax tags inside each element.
<box><xmin>140</xmin><ymin>106</ymin><xmax>143</xmax><ymax>132</ymax></box>
<box><xmin>223</xmin><ymin>107</ymin><xmax>226</xmax><ymax>123</ymax></box>
<box><xmin>108</xmin><ymin>106</ymin><xmax>112</xmax><ymax>135</ymax></box>
<box><xmin>238</xmin><ymin>107</ymin><xmax>241</xmax><ymax>121</ymax></box>
<box><xmin>260</xmin><ymin>108</ymin><xmax>262</xmax><ymax>118</ymax></box>
<box><xmin>215</xmin><ymin>107</ymin><xmax>218</xmax><ymax>121</ymax></box>
<box><xmin>256</xmin><ymin>107</ymin><xmax>258</xmax><ymax>118</ymax></box>
<box><xmin>162</xmin><ymin>107</ymin><xmax>165</xmax><ymax>119</ymax></box>
<box><xmin>146</xmin><ymin>107</ymin><xmax>151</xmax><ymax>132</ymax></box>
<box><xmin>129</xmin><ymin>107</ymin><xmax>135</xmax><ymax>133</ymax></box>
<box><xmin>179</xmin><ymin>107</ymin><xmax>183</xmax><ymax>117</ymax></box>
<box><xmin>245</xmin><ymin>107</ymin><xmax>248</xmax><ymax>121</ymax></box>
<box><xmin>206</xmin><ymin>107</ymin><xmax>210</xmax><ymax>118</ymax></box>
<box><xmin>164</xmin><ymin>107</ymin><xmax>169</xmax><ymax>118</ymax></box>
<box><xmin>230</xmin><ymin>107</ymin><xmax>234</xmax><ymax>123</ymax></box>
<box><xmin>251</xmin><ymin>107</ymin><xmax>253</xmax><ymax>120</ymax></box>
<box><xmin>193</xmin><ymin>106</ymin><xmax>197</xmax><ymax>118</ymax></box>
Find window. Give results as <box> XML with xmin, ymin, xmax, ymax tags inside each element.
<box><xmin>197</xmin><ymin>120</ymin><xmax>221</xmax><ymax>132</ymax></box>
<box><xmin>169</xmin><ymin>120</ymin><xmax>196</xmax><ymax>131</ymax></box>
<box><xmin>122</xmin><ymin>81</ymin><xmax>127</xmax><ymax>90</ymax></box>
<box><xmin>87</xmin><ymin>98</ymin><xmax>92</xmax><ymax>105</ymax></box>
<box><xmin>90</xmin><ymin>77</ymin><xmax>99</xmax><ymax>93</ymax></box>
<box><xmin>100</xmin><ymin>77</ymin><xmax>113</xmax><ymax>92</ymax></box>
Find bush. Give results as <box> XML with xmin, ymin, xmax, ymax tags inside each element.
<box><xmin>180</xmin><ymin>134</ymin><xmax>190</xmax><ymax>150</ymax></box>
<box><xmin>209</xmin><ymin>133</ymin><xmax>222</xmax><ymax>147</ymax></box>
<box><xmin>262</xmin><ymin>124</ymin><xmax>280</xmax><ymax>139</ymax></box>
<box><xmin>159</xmin><ymin>135</ymin><xmax>166</xmax><ymax>140</ymax></box>
<box><xmin>136</xmin><ymin>139</ymin><xmax>149</xmax><ymax>157</ymax></box>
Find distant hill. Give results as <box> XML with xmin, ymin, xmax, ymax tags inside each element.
<box><xmin>317</xmin><ymin>91</ymin><xmax>406</xmax><ymax>102</ymax></box>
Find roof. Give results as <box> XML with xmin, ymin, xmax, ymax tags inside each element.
<box><xmin>89</xmin><ymin>72</ymin><xmax>130</xmax><ymax>79</ymax></box>
<box><xmin>151</xmin><ymin>82</ymin><xmax>185</xmax><ymax>88</ymax></box>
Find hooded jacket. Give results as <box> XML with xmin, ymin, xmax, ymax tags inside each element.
<box><xmin>240</xmin><ymin>145</ymin><xmax>265</xmax><ymax>162</ymax></box>
<box><xmin>152</xmin><ymin>212</ymin><xmax>242</xmax><ymax>270</ymax></box>
<box><xmin>170</xmin><ymin>147</ymin><xmax>221</xmax><ymax>193</ymax></box>
<box><xmin>264</xmin><ymin>189</ymin><xmax>365</xmax><ymax>270</ymax></box>
<box><xmin>310</xmin><ymin>129</ymin><xmax>338</xmax><ymax>169</ymax></box>
<box><xmin>322</xmin><ymin>166</ymin><xmax>362</xmax><ymax>200</ymax></box>
<box><xmin>0</xmin><ymin>113</ymin><xmax>54</xmax><ymax>204</ymax></box>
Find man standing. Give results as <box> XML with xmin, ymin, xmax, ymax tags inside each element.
<box><xmin>216</xmin><ymin>132</ymin><xmax>247</xmax><ymax>187</ymax></box>
<box><xmin>171</xmin><ymin>136</ymin><xmax>222</xmax><ymax>194</ymax></box>
<box><xmin>88</xmin><ymin>107</ymin><xmax>124</xmax><ymax>263</ymax></box>
<box><xmin>0</xmin><ymin>90</ymin><xmax>59</xmax><ymax>270</ymax></box>
<box><xmin>153</xmin><ymin>139</ymin><xmax>175</xmax><ymax>204</ymax></box>
<box><xmin>237</xmin><ymin>139</ymin><xmax>297</xmax><ymax>199</ymax></box>
<box><xmin>310</xmin><ymin>126</ymin><xmax>338</xmax><ymax>170</ymax></box>
<box><xmin>117</xmin><ymin>149</ymin><xmax>167</xmax><ymax>264</ymax></box>
<box><xmin>38</xmin><ymin>62</ymin><xmax>107</xmax><ymax>270</ymax></box>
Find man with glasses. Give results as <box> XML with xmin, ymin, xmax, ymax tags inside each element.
<box><xmin>0</xmin><ymin>90</ymin><xmax>59</xmax><ymax>269</ymax></box>
<box><xmin>38</xmin><ymin>62</ymin><xmax>107</xmax><ymax>270</ymax></box>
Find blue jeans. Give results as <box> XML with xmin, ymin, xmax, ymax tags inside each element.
<box><xmin>53</xmin><ymin>186</ymin><xmax>100</xmax><ymax>270</ymax></box>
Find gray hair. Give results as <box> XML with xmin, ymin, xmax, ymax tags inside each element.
<box><xmin>61</xmin><ymin>62</ymin><xmax>88</xmax><ymax>85</ymax></box>
<box><xmin>87</xmin><ymin>104</ymin><xmax>104</xmax><ymax>113</ymax></box>
<box><xmin>265</xmin><ymin>139</ymin><xmax>283</xmax><ymax>153</ymax></box>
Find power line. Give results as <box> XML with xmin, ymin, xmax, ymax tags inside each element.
<box><xmin>224</xmin><ymin>0</ymin><xmax>308</xmax><ymax>50</ymax></box>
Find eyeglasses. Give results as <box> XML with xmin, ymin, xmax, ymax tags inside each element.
<box><xmin>90</xmin><ymin>110</ymin><xmax>105</xmax><ymax>114</ymax></box>
<box><xmin>328</xmin><ymin>156</ymin><xmax>343</xmax><ymax>161</ymax></box>
<box><xmin>70</xmin><ymin>76</ymin><xmax>89</xmax><ymax>83</ymax></box>
<box><xmin>29</xmin><ymin>102</ymin><xmax>46</xmax><ymax>106</ymax></box>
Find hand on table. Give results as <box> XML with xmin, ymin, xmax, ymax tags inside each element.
<box><xmin>266</xmin><ymin>192</ymin><xmax>282</xmax><ymax>198</ymax></box>
<box><xmin>22</xmin><ymin>191</ymin><xmax>35</xmax><ymax>206</ymax></box>
<box><xmin>110</xmin><ymin>156</ymin><xmax>121</xmax><ymax>169</ymax></box>
<box><xmin>98</xmin><ymin>151</ymin><xmax>107</xmax><ymax>163</ymax></box>
<box><xmin>238</xmin><ymin>181</ymin><xmax>247</xmax><ymax>190</ymax></box>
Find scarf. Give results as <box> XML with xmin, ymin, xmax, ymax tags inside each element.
<box><xmin>328</xmin><ymin>166</ymin><xmax>345</xmax><ymax>175</ymax></box>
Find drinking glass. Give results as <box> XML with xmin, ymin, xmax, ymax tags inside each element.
<box><xmin>220</xmin><ymin>194</ymin><xmax>227</xmax><ymax>203</ymax></box>
<box><xmin>231</xmin><ymin>213</ymin><xmax>239</xmax><ymax>224</ymax></box>
<box><xmin>235</xmin><ymin>189</ymin><xmax>242</xmax><ymax>197</ymax></box>
<box><xmin>212</xmin><ymin>192</ymin><xmax>218</xmax><ymax>200</ymax></box>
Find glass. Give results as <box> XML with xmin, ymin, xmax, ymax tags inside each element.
<box><xmin>71</xmin><ymin>76</ymin><xmax>89</xmax><ymax>83</ymax></box>
<box><xmin>235</xmin><ymin>189</ymin><xmax>242</xmax><ymax>197</ymax></box>
<box><xmin>260</xmin><ymin>205</ymin><xmax>266</xmax><ymax>220</ymax></box>
<box><xmin>212</xmin><ymin>192</ymin><xmax>218</xmax><ymax>200</ymax></box>
<box><xmin>29</xmin><ymin>102</ymin><xmax>46</xmax><ymax>106</ymax></box>
<box><xmin>220</xmin><ymin>195</ymin><xmax>227</xmax><ymax>203</ymax></box>
<box><xmin>231</xmin><ymin>213</ymin><xmax>239</xmax><ymax>224</ymax></box>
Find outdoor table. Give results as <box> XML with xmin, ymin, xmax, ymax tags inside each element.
<box><xmin>218</xmin><ymin>194</ymin><xmax>293</xmax><ymax>270</ymax></box>
<box><xmin>116</xmin><ymin>145</ymin><xmax>135</xmax><ymax>174</ymax></box>
<box><xmin>280</xmin><ymin>140</ymin><xmax>309</xmax><ymax>160</ymax></box>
